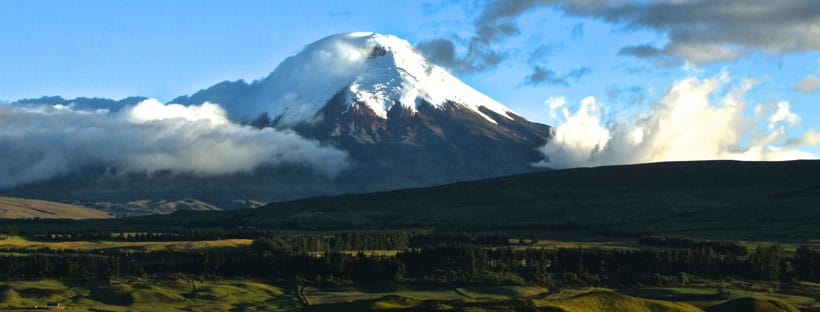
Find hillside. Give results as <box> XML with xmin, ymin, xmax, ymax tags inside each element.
<box><xmin>705</xmin><ymin>297</ymin><xmax>800</xmax><ymax>312</ymax></box>
<box><xmin>10</xmin><ymin>160</ymin><xmax>819</xmax><ymax>241</ymax></box>
<box><xmin>534</xmin><ymin>291</ymin><xmax>703</xmax><ymax>312</ymax></box>
<box><xmin>309</xmin><ymin>291</ymin><xmax>704</xmax><ymax>312</ymax></box>
<box><xmin>0</xmin><ymin>196</ymin><xmax>110</xmax><ymax>219</ymax></box>
<box><xmin>218</xmin><ymin>159</ymin><xmax>820</xmax><ymax>240</ymax></box>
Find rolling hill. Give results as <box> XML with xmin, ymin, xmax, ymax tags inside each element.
<box><xmin>10</xmin><ymin>160</ymin><xmax>819</xmax><ymax>242</ymax></box>
<box><xmin>0</xmin><ymin>196</ymin><xmax>110</xmax><ymax>219</ymax></box>
<box><xmin>705</xmin><ymin>297</ymin><xmax>800</xmax><ymax>312</ymax></box>
<box><xmin>211</xmin><ymin>159</ymin><xmax>820</xmax><ymax>240</ymax></box>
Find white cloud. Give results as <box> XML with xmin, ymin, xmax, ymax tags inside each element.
<box><xmin>768</xmin><ymin>101</ymin><xmax>800</xmax><ymax>129</ymax></box>
<box><xmin>123</xmin><ymin>99</ymin><xmax>229</xmax><ymax>124</ymax></box>
<box><xmin>536</xmin><ymin>72</ymin><xmax>817</xmax><ymax>168</ymax></box>
<box><xmin>544</xmin><ymin>96</ymin><xmax>567</xmax><ymax>119</ymax></box>
<box><xmin>666</xmin><ymin>42</ymin><xmax>745</xmax><ymax>64</ymax></box>
<box><xmin>541</xmin><ymin>96</ymin><xmax>612</xmax><ymax>167</ymax></box>
<box><xmin>787</xmin><ymin>129</ymin><xmax>820</xmax><ymax>147</ymax></box>
<box><xmin>0</xmin><ymin>100</ymin><xmax>350</xmax><ymax>188</ymax></box>
<box><xmin>794</xmin><ymin>74</ymin><xmax>820</xmax><ymax>93</ymax></box>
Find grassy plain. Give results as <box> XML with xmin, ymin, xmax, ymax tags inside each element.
<box><xmin>0</xmin><ymin>278</ymin><xmax>299</xmax><ymax>311</ymax></box>
<box><xmin>0</xmin><ymin>236</ymin><xmax>252</xmax><ymax>252</ymax></box>
<box><xmin>619</xmin><ymin>287</ymin><xmax>817</xmax><ymax>310</ymax></box>
<box><xmin>0</xmin><ymin>277</ymin><xmax>813</xmax><ymax>311</ymax></box>
<box><xmin>306</xmin><ymin>287</ymin><xmax>805</xmax><ymax>311</ymax></box>
<box><xmin>0</xmin><ymin>196</ymin><xmax>110</xmax><ymax>219</ymax></box>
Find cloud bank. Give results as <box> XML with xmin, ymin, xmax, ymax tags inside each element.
<box><xmin>523</xmin><ymin>66</ymin><xmax>591</xmax><ymax>86</ymax></box>
<box><xmin>563</xmin><ymin>0</ymin><xmax>820</xmax><ymax>64</ymax></box>
<box><xmin>417</xmin><ymin>0</ymin><xmax>550</xmax><ymax>74</ymax></box>
<box><xmin>537</xmin><ymin>71</ymin><xmax>818</xmax><ymax>168</ymax></box>
<box><xmin>794</xmin><ymin>74</ymin><xmax>820</xmax><ymax>93</ymax></box>
<box><xmin>422</xmin><ymin>0</ymin><xmax>820</xmax><ymax>70</ymax></box>
<box><xmin>0</xmin><ymin>99</ymin><xmax>349</xmax><ymax>188</ymax></box>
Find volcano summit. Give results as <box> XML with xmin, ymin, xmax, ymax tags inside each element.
<box><xmin>4</xmin><ymin>33</ymin><xmax>552</xmax><ymax>215</ymax></box>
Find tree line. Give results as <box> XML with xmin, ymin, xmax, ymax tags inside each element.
<box><xmin>0</xmin><ymin>235</ymin><xmax>818</xmax><ymax>287</ymax></box>
<box><xmin>637</xmin><ymin>235</ymin><xmax>748</xmax><ymax>256</ymax></box>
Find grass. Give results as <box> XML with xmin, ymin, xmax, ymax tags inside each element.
<box><xmin>455</xmin><ymin>286</ymin><xmax>550</xmax><ymax>300</ymax></box>
<box><xmin>524</xmin><ymin>239</ymin><xmax>640</xmax><ymax>251</ymax></box>
<box><xmin>305</xmin><ymin>285</ymin><xmax>552</xmax><ymax>305</ymax></box>
<box><xmin>721</xmin><ymin>289</ymin><xmax>815</xmax><ymax>308</ymax></box>
<box><xmin>0</xmin><ymin>196</ymin><xmax>110</xmax><ymax>219</ymax></box>
<box><xmin>533</xmin><ymin>291</ymin><xmax>704</xmax><ymax>312</ymax></box>
<box><xmin>736</xmin><ymin>240</ymin><xmax>820</xmax><ymax>256</ymax></box>
<box><xmin>2</xmin><ymin>280</ymin><xmax>808</xmax><ymax>311</ymax></box>
<box><xmin>308</xmin><ymin>250</ymin><xmax>402</xmax><ymax>257</ymax></box>
<box><xmin>304</xmin><ymin>286</ymin><xmax>467</xmax><ymax>305</ymax></box>
<box><xmin>369</xmin><ymin>295</ymin><xmax>424</xmax><ymax>309</ymax></box>
<box><xmin>705</xmin><ymin>297</ymin><xmax>800</xmax><ymax>312</ymax></box>
<box><xmin>308</xmin><ymin>285</ymin><xmax>810</xmax><ymax>311</ymax></box>
<box><xmin>309</xmin><ymin>289</ymin><xmax>710</xmax><ymax>311</ymax></box>
<box><xmin>620</xmin><ymin>286</ymin><xmax>817</xmax><ymax>310</ymax></box>
<box><xmin>0</xmin><ymin>236</ymin><xmax>252</xmax><ymax>252</ymax></box>
<box><xmin>0</xmin><ymin>278</ymin><xmax>297</xmax><ymax>312</ymax></box>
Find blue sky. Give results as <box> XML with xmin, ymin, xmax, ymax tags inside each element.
<box><xmin>2</xmin><ymin>0</ymin><xmax>819</xmax><ymax>157</ymax></box>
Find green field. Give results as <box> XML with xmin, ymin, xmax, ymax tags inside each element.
<box><xmin>0</xmin><ymin>236</ymin><xmax>252</xmax><ymax>252</ymax></box>
<box><xmin>305</xmin><ymin>287</ymin><xmax>806</xmax><ymax>311</ymax></box>
<box><xmin>0</xmin><ymin>278</ymin><xmax>299</xmax><ymax>311</ymax></box>
<box><xmin>0</xmin><ymin>196</ymin><xmax>110</xmax><ymax>219</ymax></box>
<box><xmin>0</xmin><ymin>280</ymin><xmax>809</xmax><ymax>311</ymax></box>
<box><xmin>620</xmin><ymin>287</ymin><xmax>817</xmax><ymax>309</ymax></box>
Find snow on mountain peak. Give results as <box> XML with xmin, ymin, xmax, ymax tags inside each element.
<box><xmin>240</xmin><ymin>32</ymin><xmax>515</xmax><ymax>125</ymax></box>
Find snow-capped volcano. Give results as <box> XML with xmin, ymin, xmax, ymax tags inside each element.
<box><xmin>213</xmin><ymin>32</ymin><xmax>516</xmax><ymax>125</ymax></box>
<box><xmin>4</xmin><ymin>32</ymin><xmax>553</xmax><ymax>216</ymax></box>
<box><xmin>171</xmin><ymin>32</ymin><xmax>553</xmax><ymax>204</ymax></box>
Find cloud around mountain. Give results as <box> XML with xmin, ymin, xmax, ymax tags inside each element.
<box><xmin>537</xmin><ymin>70</ymin><xmax>818</xmax><ymax>168</ymax></box>
<box><xmin>0</xmin><ymin>99</ymin><xmax>349</xmax><ymax>188</ymax></box>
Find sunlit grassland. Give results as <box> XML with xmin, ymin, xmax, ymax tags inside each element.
<box><xmin>0</xmin><ymin>236</ymin><xmax>252</xmax><ymax>252</ymax></box>
<box><xmin>307</xmin><ymin>249</ymin><xmax>401</xmax><ymax>257</ymax></box>
<box><xmin>620</xmin><ymin>287</ymin><xmax>816</xmax><ymax>309</ymax></box>
<box><xmin>1</xmin><ymin>279</ymin><xmax>812</xmax><ymax>311</ymax></box>
<box><xmin>307</xmin><ymin>289</ymin><xmax>704</xmax><ymax>312</ymax></box>
<box><xmin>0</xmin><ymin>278</ymin><xmax>298</xmax><ymax>311</ymax></box>
<box><xmin>532</xmin><ymin>291</ymin><xmax>703</xmax><ymax>312</ymax></box>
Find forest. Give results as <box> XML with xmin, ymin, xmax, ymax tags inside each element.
<box><xmin>0</xmin><ymin>230</ymin><xmax>818</xmax><ymax>286</ymax></box>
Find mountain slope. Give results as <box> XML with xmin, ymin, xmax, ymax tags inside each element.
<box><xmin>172</xmin><ymin>32</ymin><xmax>552</xmax><ymax>194</ymax></box>
<box><xmin>6</xmin><ymin>160</ymin><xmax>819</xmax><ymax>240</ymax></box>
<box><xmin>0</xmin><ymin>196</ymin><xmax>110</xmax><ymax>219</ymax></box>
<box><xmin>174</xmin><ymin>32</ymin><xmax>518</xmax><ymax>125</ymax></box>
<box><xmin>207</xmin><ymin>160</ymin><xmax>820</xmax><ymax>240</ymax></box>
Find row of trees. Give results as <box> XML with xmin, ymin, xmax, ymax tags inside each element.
<box><xmin>17</xmin><ymin>229</ymin><xmax>518</xmax><ymax>251</ymax></box>
<box><xmin>0</xmin><ymin>238</ymin><xmax>817</xmax><ymax>286</ymax></box>
<box><xmin>637</xmin><ymin>236</ymin><xmax>748</xmax><ymax>256</ymax></box>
